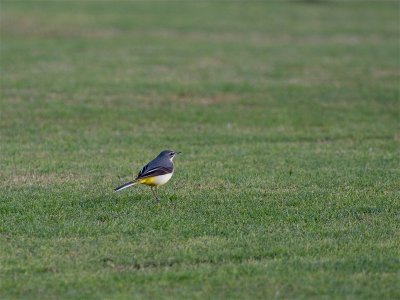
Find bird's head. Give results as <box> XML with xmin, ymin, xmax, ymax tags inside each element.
<box><xmin>159</xmin><ymin>150</ymin><xmax>181</xmax><ymax>161</ymax></box>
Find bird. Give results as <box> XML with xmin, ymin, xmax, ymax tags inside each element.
<box><xmin>114</xmin><ymin>150</ymin><xmax>181</xmax><ymax>202</ymax></box>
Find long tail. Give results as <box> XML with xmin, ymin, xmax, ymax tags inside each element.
<box><xmin>114</xmin><ymin>180</ymin><xmax>138</xmax><ymax>192</ymax></box>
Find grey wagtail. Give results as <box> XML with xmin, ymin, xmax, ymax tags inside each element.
<box><xmin>114</xmin><ymin>150</ymin><xmax>181</xmax><ymax>202</ymax></box>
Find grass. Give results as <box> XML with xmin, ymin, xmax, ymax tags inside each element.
<box><xmin>0</xmin><ymin>1</ymin><xmax>399</xmax><ymax>299</ymax></box>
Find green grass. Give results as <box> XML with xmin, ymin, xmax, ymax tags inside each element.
<box><xmin>1</xmin><ymin>1</ymin><xmax>399</xmax><ymax>299</ymax></box>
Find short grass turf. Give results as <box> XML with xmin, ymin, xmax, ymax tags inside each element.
<box><xmin>0</xmin><ymin>1</ymin><xmax>399</xmax><ymax>299</ymax></box>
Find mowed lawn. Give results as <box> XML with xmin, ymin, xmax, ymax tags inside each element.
<box><xmin>0</xmin><ymin>1</ymin><xmax>399</xmax><ymax>299</ymax></box>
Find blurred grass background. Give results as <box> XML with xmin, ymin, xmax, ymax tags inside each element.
<box><xmin>0</xmin><ymin>1</ymin><xmax>399</xmax><ymax>299</ymax></box>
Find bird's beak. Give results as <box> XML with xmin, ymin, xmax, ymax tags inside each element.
<box><xmin>175</xmin><ymin>151</ymin><xmax>182</xmax><ymax>155</ymax></box>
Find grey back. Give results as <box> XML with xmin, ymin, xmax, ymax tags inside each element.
<box><xmin>136</xmin><ymin>150</ymin><xmax>174</xmax><ymax>178</ymax></box>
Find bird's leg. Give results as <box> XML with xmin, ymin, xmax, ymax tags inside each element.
<box><xmin>154</xmin><ymin>187</ymin><xmax>160</xmax><ymax>202</ymax></box>
<box><xmin>151</xmin><ymin>186</ymin><xmax>159</xmax><ymax>203</ymax></box>
<box><xmin>150</xmin><ymin>187</ymin><xmax>156</xmax><ymax>201</ymax></box>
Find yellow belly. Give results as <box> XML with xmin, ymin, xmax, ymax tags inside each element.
<box><xmin>138</xmin><ymin>173</ymin><xmax>173</xmax><ymax>186</ymax></box>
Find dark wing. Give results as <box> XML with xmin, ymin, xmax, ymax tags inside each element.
<box><xmin>136</xmin><ymin>165</ymin><xmax>173</xmax><ymax>179</ymax></box>
<box><xmin>137</xmin><ymin>163</ymin><xmax>150</xmax><ymax>178</ymax></box>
